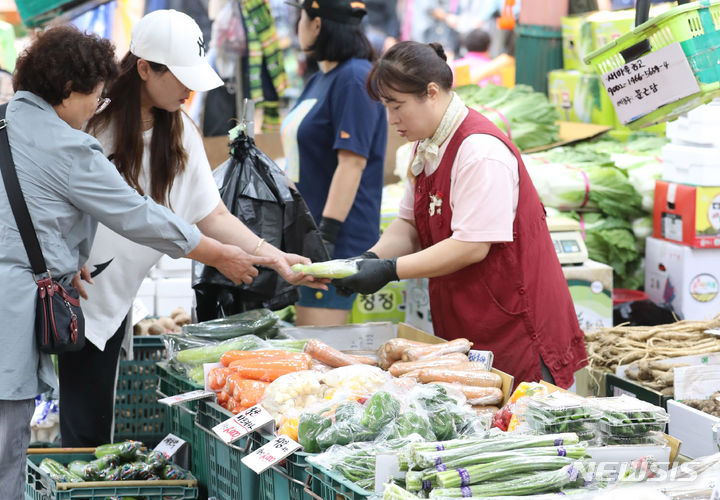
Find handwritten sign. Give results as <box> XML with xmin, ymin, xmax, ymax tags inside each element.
<box><xmin>601</xmin><ymin>42</ymin><xmax>700</xmax><ymax>125</ymax></box>
<box><xmin>158</xmin><ymin>390</ymin><xmax>215</xmax><ymax>406</ymax></box>
<box><xmin>154</xmin><ymin>433</ymin><xmax>186</xmax><ymax>458</ymax></box>
<box><xmin>212</xmin><ymin>405</ymin><xmax>274</xmax><ymax>444</ymax></box>
<box><xmin>241</xmin><ymin>435</ymin><xmax>302</xmax><ymax>474</ymax></box>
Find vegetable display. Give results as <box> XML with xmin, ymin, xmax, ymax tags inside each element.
<box><xmin>593</xmin><ymin>395</ymin><xmax>669</xmax><ymax>442</ymax></box>
<box><xmin>182</xmin><ymin>308</ymin><xmax>279</xmax><ymax>340</ymax></box>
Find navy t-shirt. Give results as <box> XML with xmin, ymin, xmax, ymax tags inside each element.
<box><xmin>281</xmin><ymin>58</ymin><xmax>387</xmax><ymax>259</ymax></box>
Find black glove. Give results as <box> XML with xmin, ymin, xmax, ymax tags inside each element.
<box><xmin>332</xmin><ymin>258</ymin><xmax>398</xmax><ymax>296</ymax></box>
<box><xmin>318</xmin><ymin>217</ymin><xmax>342</xmax><ymax>260</ymax></box>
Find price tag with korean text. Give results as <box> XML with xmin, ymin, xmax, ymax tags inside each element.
<box><xmin>241</xmin><ymin>435</ymin><xmax>302</xmax><ymax>474</ymax></box>
<box><xmin>154</xmin><ymin>433</ymin><xmax>187</xmax><ymax>458</ymax></box>
<box><xmin>158</xmin><ymin>390</ymin><xmax>215</xmax><ymax>406</ymax></box>
<box><xmin>601</xmin><ymin>42</ymin><xmax>700</xmax><ymax>125</ymax></box>
<box><xmin>212</xmin><ymin>405</ymin><xmax>274</xmax><ymax>444</ymax></box>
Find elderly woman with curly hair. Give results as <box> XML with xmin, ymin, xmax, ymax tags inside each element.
<box><xmin>0</xmin><ymin>26</ymin><xmax>285</xmax><ymax>500</ymax></box>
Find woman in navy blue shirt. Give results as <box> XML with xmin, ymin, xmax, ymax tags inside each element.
<box><xmin>282</xmin><ymin>0</ymin><xmax>387</xmax><ymax>326</ymax></box>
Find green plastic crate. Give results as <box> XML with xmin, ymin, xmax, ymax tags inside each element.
<box><xmin>254</xmin><ymin>432</ymin><xmax>320</xmax><ymax>500</ymax></box>
<box><xmin>306</xmin><ymin>461</ymin><xmax>372</xmax><ymax>500</ymax></box>
<box><xmin>25</xmin><ymin>451</ymin><xmax>198</xmax><ymax>500</ymax></box>
<box><xmin>195</xmin><ymin>399</ymin><xmax>259</xmax><ymax>500</ymax></box>
<box><xmin>515</xmin><ymin>24</ymin><xmax>564</xmax><ymax>95</ymax></box>
<box><xmin>114</xmin><ymin>336</ymin><xmax>166</xmax><ymax>447</ymax></box>
<box><xmin>156</xmin><ymin>362</ymin><xmax>208</xmax><ymax>496</ymax></box>
<box><xmin>585</xmin><ymin>0</ymin><xmax>720</xmax><ymax>128</ymax></box>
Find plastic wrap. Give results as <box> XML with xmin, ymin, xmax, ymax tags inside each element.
<box><xmin>524</xmin><ymin>392</ymin><xmax>600</xmax><ymax>442</ymax></box>
<box><xmin>492</xmin><ymin>382</ymin><xmax>549</xmax><ymax>431</ymax></box>
<box><xmin>182</xmin><ymin>308</ymin><xmax>280</xmax><ymax>340</ymax></box>
<box><xmin>591</xmin><ymin>395</ymin><xmax>669</xmax><ymax>438</ymax></box>
<box><xmin>321</xmin><ymin>365</ymin><xmax>390</xmax><ymax>398</ymax></box>
<box><xmin>30</xmin><ymin>396</ymin><xmax>60</xmax><ymax>444</ymax></box>
<box><xmin>260</xmin><ymin>370</ymin><xmax>326</xmax><ymax>424</ymax></box>
<box><xmin>291</xmin><ymin>259</ymin><xmax>359</xmax><ymax>279</ymax></box>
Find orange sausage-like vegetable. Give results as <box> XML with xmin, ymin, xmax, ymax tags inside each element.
<box><xmin>417</xmin><ymin>367</ymin><xmax>502</xmax><ymax>388</ymax></box>
<box><xmin>220</xmin><ymin>350</ymin><xmax>310</xmax><ymax>367</ymax></box>
<box><xmin>402</xmin><ymin>338</ymin><xmax>473</xmax><ymax>362</ymax></box>
<box><xmin>208</xmin><ymin>367</ymin><xmax>234</xmax><ymax>391</ymax></box>
<box><xmin>228</xmin><ymin>356</ymin><xmax>312</xmax><ymax>372</ymax></box>
<box><xmin>224</xmin><ymin>375</ymin><xmax>269</xmax><ymax>405</ymax></box>
<box><xmin>225</xmin><ymin>397</ymin><xmax>247</xmax><ymax>414</ymax></box>
<box><xmin>435</xmin><ymin>382</ymin><xmax>503</xmax><ymax>405</ymax></box>
<box><xmin>379</xmin><ymin>338</ymin><xmax>429</xmax><ymax>369</ymax></box>
<box><xmin>304</xmin><ymin>339</ymin><xmax>376</xmax><ymax>367</ymax></box>
<box><xmin>216</xmin><ymin>390</ymin><xmax>231</xmax><ymax>404</ymax></box>
<box><xmin>388</xmin><ymin>353</ymin><xmax>469</xmax><ymax>377</ymax></box>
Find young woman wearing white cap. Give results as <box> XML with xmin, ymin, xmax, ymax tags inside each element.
<box><xmin>59</xmin><ymin>9</ymin><xmax>323</xmax><ymax>446</ymax></box>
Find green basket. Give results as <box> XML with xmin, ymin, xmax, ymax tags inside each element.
<box><xmin>306</xmin><ymin>461</ymin><xmax>372</xmax><ymax>500</ymax></box>
<box><xmin>254</xmin><ymin>432</ymin><xmax>321</xmax><ymax>500</ymax></box>
<box><xmin>114</xmin><ymin>336</ymin><xmax>166</xmax><ymax>447</ymax></box>
<box><xmin>194</xmin><ymin>399</ymin><xmax>260</xmax><ymax>500</ymax></box>
<box><xmin>585</xmin><ymin>0</ymin><xmax>720</xmax><ymax>128</ymax></box>
<box><xmin>25</xmin><ymin>451</ymin><xmax>198</xmax><ymax>500</ymax></box>
<box><xmin>156</xmin><ymin>362</ymin><xmax>208</xmax><ymax>496</ymax></box>
<box><xmin>514</xmin><ymin>24</ymin><xmax>564</xmax><ymax>95</ymax></box>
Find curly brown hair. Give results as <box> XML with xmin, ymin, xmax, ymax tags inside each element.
<box><xmin>13</xmin><ymin>25</ymin><xmax>118</xmax><ymax>105</ymax></box>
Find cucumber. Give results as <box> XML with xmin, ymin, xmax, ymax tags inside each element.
<box><xmin>183</xmin><ymin>309</ymin><xmax>279</xmax><ymax>340</ymax></box>
<box><xmin>94</xmin><ymin>441</ymin><xmax>142</xmax><ymax>460</ymax></box>
<box><xmin>39</xmin><ymin>458</ymin><xmax>83</xmax><ymax>483</ymax></box>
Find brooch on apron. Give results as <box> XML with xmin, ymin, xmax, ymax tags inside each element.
<box><xmin>429</xmin><ymin>191</ymin><xmax>443</xmax><ymax>216</ymax></box>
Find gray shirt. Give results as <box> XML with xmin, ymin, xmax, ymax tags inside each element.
<box><xmin>0</xmin><ymin>91</ymin><xmax>202</xmax><ymax>399</ymax></box>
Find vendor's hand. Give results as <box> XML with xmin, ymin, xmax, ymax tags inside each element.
<box><xmin>332</xmin><ymin>258</ymin><xmax>398</xmax><ymax>296</ymax></box>
<box><xmin>274</xmin><ymin>252</ymin><xmax>329</xmax><ymax>290</ymax></box>
<box><xmin>71</xmin><ymin>265</ymin><xmax>94</xmax><ymax>300</ymax></box>
<box><xmin>216</xmin><ymin>245</ymin><xmax>277</xmax><ymax>285</ymax></box>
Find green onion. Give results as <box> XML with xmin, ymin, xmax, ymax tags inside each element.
<box><xmin>435</xmin><ymin>456</ymin><xmax>575</xmax><ymax>488</ymax></box>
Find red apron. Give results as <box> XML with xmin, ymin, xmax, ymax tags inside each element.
<box><xmin>413</xmin><ymin>109</ymin><xmax>587</xmax><ymax>388</ymax></box>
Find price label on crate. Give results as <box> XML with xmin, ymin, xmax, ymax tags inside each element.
<box><xmin>212</xmin><ymin>405</ymin><xmax>274</xmax><ymax>444</ymax></box>
<box><xmin>154</xmin><ymin>433</ymin><xmax>187</xmax><ymax>458</ymax></box>
<box><xmin>601</xmin><ymin>42</ymin><xmax>700</xmax><ymax>125</ymax></box>
<box><xmin>158</xmin><ymin>389</ymin><xmax>215</xmax><ymax>406</ymax></box>
<box><xmin>241</xmin><ymin>435</ymin><xmax>302</xmax><ymax>474</ymax></box>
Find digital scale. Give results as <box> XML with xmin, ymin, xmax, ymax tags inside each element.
<box><xmin>547</xmin><ymin>216</ymin><xmax>589</xmax><ymax>266</ymax></box>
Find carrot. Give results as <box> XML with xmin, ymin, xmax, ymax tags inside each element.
<box><xmin>417</xmin><ymin>367</ymin><xmax>502</xmax><ymax>388</ymax></box>
<box><xmin>434</xmin><ymin>382</ymin><xmax>503</xmax><ymax>405</ymax></box>
<box><xmin>388</xmin><ymin>353</ymin><xmax>469</xmax><ymax>377</ymax></box>
<box><xmin>220</xmin><ymin>350</ymin><xmax>309</xmax><ymax>367</ymax></box>
<box><xmin>379</xmin><ymin>338</ymin><xmax>428</xmax><ymax>368</ymax></box>
<box><xmin>227</xmin><ymin>364</ymin><xmax>305</xmax><ymax>382</ymax></box>
<box><xmin>303</xmin><ymin>339</ymin><xmax>376</xmax><ymax>367</ymax></box>
<box><xmin>402</xmin><ymin>338</ymin><xmax>473</xmax><ymax>362</ymax></box>
<box><xmin>226</xmin><ymin>397</ymin><xmax>247</xmax><ymax>414</ymax></box>
<box><xmin>399</xmin><ymin>369</ymin><xmax>422</xmax><ymax>379</ymax></box>
<box><xmin>208</xmin><ymin>367</ymin><xmax>234</xmax><ymax>391</ymax></box>
<box><xmin>216</xmin><ymin>390</ymin><xmax>231</xmax><ymax>404</ymax></box>
<box><xmin>228</xmin><ymin>356</ymin><xmax>312</xmax><ymax>372</ymax></box>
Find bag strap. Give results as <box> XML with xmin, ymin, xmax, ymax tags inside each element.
<box><xmin>0</xmin><ymin>104</ymin><xmax>48</xmax><ymax>276</ymax></box>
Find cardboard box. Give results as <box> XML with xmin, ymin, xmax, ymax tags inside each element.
<box><xmin>282</xmin><ymin>322</ymin><xmax>514</xmax><ymax>404</ymax></box>
<box><xmin>645</xmin><ymin>237</ymin><xmax>720</xmax><ymax>320</ymax></box>
<box><xmin>653</xmin><ymin>181</ymin><xmax>720</xmax><ymax>248</ymax></box>
<box><xmin>667</xmin><ymin>400</ymin><xmax>720</xmax><ymax>459</ymax></box>
<box><xmin>562</xmin><ymin>11</ymin><xmax>634</xmax><ymax>72</ymax></box>
<box><xmin>562</xmin><ymin>259</ymin><xmax>613</xmax><ymax>332</ymax></box>
<box><xmin>548</xmin><ymin>70</ymin><xmax>617</xmax><ymax>126</ymax></box>
<box><xmin>349</xmin><ymin>281</ymin><xmax>406</xmax><ymax>325</ymax></box>
<box><xmin>605</xmin><ymin>373</ymin><xmax>672</xmax><ymax>409</ymax></box>
<box><xmin>403</xmin><ymin>278</ymin><xmax>433</xmax><ymax>334</ymax></box>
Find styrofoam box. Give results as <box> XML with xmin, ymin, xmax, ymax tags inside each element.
<box><xmin>667</xmin><ymin>400</ymin><xmax>720</xmax><ymax>459</ymax></box>
<box><xmin>136</xmin><ymin>277</ymin><xmax>156</xmax><ymax>316</ymax></box>
<box><xmin>155</xmin><ymin>277</ymin><xmax>194</xmax><ymax>317</ymax></box>
<box><xmin>155</xmin><ymin>255</ymin><xmax>193</xmax><ymax>276</ymax></box>
<box><xmin>281</xmin><ymin>322</ymin><xmax>398</xmax><ymax>353</ymax></box>
<box><xmin>404</xmin><ymin>278</ymin><xmax>433</xmax><ymax>334</ymax></box>
<box><xmin>666</xmin><ymin>100</ymin><xmax>720</xmax><ymax>147</ymax></box>
<box><xmin>661</xmin><ymin>142</ymin><xmax>720</xmax><ymax>186</ymax></box>
<box><xmin>645</xmin><ymin>237</ymin><xmax>720</xmax><ymax>320</ymax></box>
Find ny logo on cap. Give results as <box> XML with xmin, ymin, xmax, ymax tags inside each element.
<box><xmin>197</xmin><ymin>36</ymin><xmax>206</xmax><ymax>57</ymax></box>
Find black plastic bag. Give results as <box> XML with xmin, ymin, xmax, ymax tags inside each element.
<box><xmin>613</xmin><ymin>300</ymin><xmax>677</xmax><ymax>326</ymax></box>
<box><xmin>192</xmin><ymin>132</ymin><xmax>328</xmax><ymax>320</ymax></box>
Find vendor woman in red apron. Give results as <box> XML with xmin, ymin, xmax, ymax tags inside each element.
<box><xmin>334</xmin><ymin>41</ymin><xmax>587</xmax><ymax>387</ymax></box>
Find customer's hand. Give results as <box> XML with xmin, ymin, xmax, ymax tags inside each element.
<box><xmin>71</xmin><ymin>265</ymin><xmax>93</xmax><ymax>300</ymax></box>
<box><xmin>273</xmin><ymin>252</ymin><xmax>329</xmax><ymax>290</ymax></box>
<box><xmin>332</xmin><ymin>258</ymin><xmax>398</xmax><ymax>296</ymax></box>
<box><xmin>215</xmin><ymin>245</ymin><xmax>277</xmax><ymax>285</ymax></box>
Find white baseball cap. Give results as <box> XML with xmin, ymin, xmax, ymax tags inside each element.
<box><xmin>130</xmin><ymin>9</ymin><xmax>223</xmax><ymax>92</ymax></box>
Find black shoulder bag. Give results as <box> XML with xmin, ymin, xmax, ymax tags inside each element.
<box><xmin>0</xmin><ymin>104</ymin><xmax>85</xmax><ymax>353</ymax></box>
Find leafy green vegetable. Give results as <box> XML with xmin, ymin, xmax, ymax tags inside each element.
<box><xmin>456</xmin><ymin>84</ymin><xmax>560</xmax><ymax>151</ymax></box>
